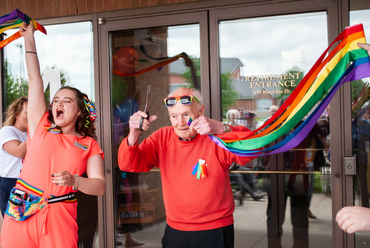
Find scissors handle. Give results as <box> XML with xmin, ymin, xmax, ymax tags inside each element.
<box><xmin>138</xmin><ymin>85</ymin><xmax>151</xmax><ymax>131</ymax></box>
<box><xmin>139</xmin><ymin>111</ymin><xmax>149</xmax><ymax>131</ymax></box>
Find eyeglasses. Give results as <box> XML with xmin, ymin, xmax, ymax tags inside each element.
<box><xmin>164</xmin><ymin>95</ymin><xmax>199</xmax><ymax>108</ymax></box>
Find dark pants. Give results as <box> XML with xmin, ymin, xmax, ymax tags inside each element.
<box><xmin>162</xmin><ymin>224</ymin><xmax>234</xmax><ymax>248</ymax></box>
<box><xmin>0</xmin><ymin>177</ymin><xmax>18</xmax><ymax>217</ymax></box>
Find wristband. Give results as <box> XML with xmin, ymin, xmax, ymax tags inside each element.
<box><xmin>72</xmin><ymin>174</ymin><xmax>79</xmax><ymax>191</ymax></box>
<box><xmin>25</xmin><ymin>51</ymin><xmax>37</xmax><ymax>55</ymax></box>
<box><xmin>223</xmin><ymin>123</ymin><xmax>231</xmax><ymax>133</ymax></box>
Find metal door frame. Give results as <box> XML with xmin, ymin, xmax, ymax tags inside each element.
<box><xmin>97</xmin><ymin>11</ymin><xmax>209</xmax><ymax>248</ymax></box>
<box><xmin>208</xmin><ymin>1</ymin><xmax>344</xmax><ymax>247</ymax></box>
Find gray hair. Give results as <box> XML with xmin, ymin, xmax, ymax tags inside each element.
<box><xmin>226</xmin><ymin>109</ymin><xmax>240</xmax><ymax>120</ymax></box>
<box><xmin>270</xmin><ymin>105</ymin><xmax>278</xmax><ymax>111</ymax></box>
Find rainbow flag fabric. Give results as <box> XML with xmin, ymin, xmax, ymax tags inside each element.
<box><xmin>209</xmin><ymin>24</ymin><xmax>370</xmax><ymax>157</ymax></box>
<box><xmin>0</xmin><ymin>9</ymin><xmax>47</xmax><ymax>50</ymax></box>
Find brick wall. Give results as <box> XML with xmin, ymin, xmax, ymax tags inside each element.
<box><xmin>0</xmin><ymin>0</ymin><xmax>210</xmax><ymax>19</ymax></box>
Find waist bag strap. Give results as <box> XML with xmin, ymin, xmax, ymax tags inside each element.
<box><xmin>48</xmin><ymin>193</ymin><xmax>76</xmax><ymax>204</ymax></box>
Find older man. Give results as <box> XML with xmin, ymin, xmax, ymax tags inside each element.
<box><xmin>118</xmin><ymin>87</ymin><xmax>256</xmax><ymax>248</ymax></box>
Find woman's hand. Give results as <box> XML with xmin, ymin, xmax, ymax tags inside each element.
<box><xmin>19</xmin><ymin>21</ymin><xmax>35</xmax><ymax>39</ymax></box>
<box><xmin>52</xmin><ymin>171</ymin><xmax>77</xmax><ymax>188</ymax></box>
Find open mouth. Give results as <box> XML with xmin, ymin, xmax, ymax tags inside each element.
<box><xmin>56</xmin><ymin>109</ymin><xmax>64</xmax><ymax>119</ymax></box>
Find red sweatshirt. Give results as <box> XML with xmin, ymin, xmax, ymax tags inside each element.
<box><xmin>118</xmin><ymin>126</ymin><xmax>255</xmax><ymax>231</ymax></box>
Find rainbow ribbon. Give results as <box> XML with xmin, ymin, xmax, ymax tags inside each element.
<box><xmin>113</xmin><ymin>52</ymin><xmax>201</xmax><ymax>90</ymax></box>
<box><xmin>191</xmin><ymin>159</ymin><xmax>207</xmax><ymax>180</ymax></box>
<box><xmin>0</xmin><ymin>9</ymin><xmax>47</xmax><ymax>49</ymax></box>
<box><xmin>209</xmin><ymin>24</ymin><xmax>370</xmax><ymax>157</ymax></box>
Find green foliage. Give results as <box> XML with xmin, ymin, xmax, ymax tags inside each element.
<box><xmin>277</xmin><ymin>65</ymin><xmax>304</xmax><ymax>101</ymax></box>
<box><xmin>351</xmin><ymin>79</ymin><xmax>368</xmax><ymax>101</ymax></box>
<box><xmin>4</xmin><ymin>60</ymin><xmax>68</xmax><ymax>109</ymax></box>
<box><xmin>182</xmin><ymin>56</ymin><xmax>201</xmax><ymax>88</ymax></box>
<box><xmin>4</xmin><ymin>59</ymin><xmax>28</xmax><ymax>109</ymax></box>
<box><xmin>220</xmin><ymin>71</ymin><xmax>240</xmax><ymax>110</ymax></box>
<box><xmin>181</xmin><ymin>56</ymin><xmax>240</xmax><ymax>110</ymax></box>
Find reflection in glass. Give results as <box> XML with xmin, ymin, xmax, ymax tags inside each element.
<box><xmin>350</xmin><ymin>6</ymin><xmax>370</xmax><ymax>247</ymax></box>
<box><xmin>110</xmin><ymin>25</ymin><xmax>200</xmax><ymax>247</ymax></box>
<box><xmin>220</xmin><ymin>12</ymin><xmax>331</xmax><ymax>247</ymax></box>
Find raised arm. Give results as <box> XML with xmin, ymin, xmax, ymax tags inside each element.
<box><xmin>20</xmin><ymin>22</ymin><xmax>46</xmax><ymax>139</ymax></box>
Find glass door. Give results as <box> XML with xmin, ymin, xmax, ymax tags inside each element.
<box><xmin>348</xmin><ymin>2</ymin><xmax>370</xmax><ymax>247</ymax></box>
<box><xmin>98</xmin><ymin>12</ymin><xmax>208</xmax><ymax>248</ymax></box>
<box><xmin>211</xmin><ymin>5</ymin><xmax>335</xmax><ymax>247</ymax></box>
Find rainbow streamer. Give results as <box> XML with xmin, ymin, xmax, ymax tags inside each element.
<box><xmin>209</xmin><ymin>24</ymin><xmax>370</xmax><ymax>157</ymax></box>
<box><xmin>191</xmin><ymin>159</ymin><xmax>207</xmax><ymax>180</ymax></box>
<box><xmin>0</xmin><ymin>9</ymin><xmax>47</xmax><ymax>49</ymax></box>
<box><xmin>113</xmin><ymin>52</ymin><xmax>201</xmax><ymax>90</ymax></box>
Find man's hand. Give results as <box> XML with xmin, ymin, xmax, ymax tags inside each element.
<box><xmin>127</xmin><ymin>111</ymin><xmax>157</xmax><ymax>146</ymax></box>
<box><xmin>191</xmin><ymin>116</ymin><xmax>224</xmax><ymax>135</ymax></box>
<box><xmin>358</xmin><ymin>43</ymin><xmax>370</xmax><ymax>57</ymax></box>
<box><xmin>336</xmin><ymin>206</ymin><xmax>370</xmax><ymax>233</ymax></box>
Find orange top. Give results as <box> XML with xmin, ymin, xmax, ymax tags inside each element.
<box><xmin>18</xmin><ymin>113</ymin><xmax>104</xmax><ymax>198</ymax></box>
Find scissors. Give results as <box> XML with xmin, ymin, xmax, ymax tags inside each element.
<box><xmin>139</xmin><ymin>84</ymin><xmax>151</xmax><ymax>131</ymax></box>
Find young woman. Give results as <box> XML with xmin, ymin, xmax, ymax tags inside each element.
<box><xmin>1</xmin><ymin>22</ymin><xmax>106</xmax><ymax>248</ymax></box>
<box><xmin>0</xmin><ymin>96</ymin><xmax>28</xmax><ymax>217</ymax></box>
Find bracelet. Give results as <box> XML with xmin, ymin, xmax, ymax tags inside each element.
<box><xmin>25</xmin><ymin>51</ymin><xmax>37</xmax><ymax>55</ymax></box>
<box><xmin>223</xmin><ymin>123</ymin><xmax>231</xmax><ymax>133</ymax></box>
<box><xmin>72</xmin><ymin>174</ymin><xmax>79</xmax><ymax>191</ymax></box>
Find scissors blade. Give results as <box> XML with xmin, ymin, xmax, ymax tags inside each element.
<box><xmin>139</xmin><ymin>84</ymin><xmax>151</xmax><ymax>132</ymax></box>
<box><xmin>144</xmin><ymin>84</ymin><xmax>151</xmax><ymax>114</ymax></box>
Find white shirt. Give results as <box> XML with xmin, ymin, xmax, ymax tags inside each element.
<box><xmin>0</xmin><ymin>126</ymin><xmax>27</xmax><ymax>178</ymax></box>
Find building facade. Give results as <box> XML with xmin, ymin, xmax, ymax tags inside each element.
<box><xmin>1</xmin><ymin>0</ymin><xmax>370</xmax><ymax>247</ymax></box>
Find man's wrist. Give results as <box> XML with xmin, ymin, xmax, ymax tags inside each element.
<box><xmin>223</xmin><ymin>123</ymin><xmax>231</xmax><ymax>133</ymax></box>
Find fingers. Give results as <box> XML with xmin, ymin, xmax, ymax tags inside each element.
<box><xmin>129</xmin><ymin>111</ymin><xmax>157</xmax><ymax>132</ymax></box>
<box><xmin>148</xmin><ymin>115</ymin><xmax>157</xmax><ymax>123</ymax></box>
<box><xmin>336</xmin><ymin>207</ymin><xmax>361</xmax><ymax>233</ymax></box>
<box><xmin>51</xmin><ymin>171</ymin><xmax>74</xmax><ymax>187</ymax></box>
<box><xmin>19</xmin><ymin>21</ymin><xmax>35</xmax><ymax>37</ymax></box>
<box><xmin>358</xmin><ymin>42</ymin><xmax>370</xmax><ymax>49</ymax></box>
<box><xmin>358</xmin><ymin>42</ymin><xmax>370</xmax><ymax>56</ymax></box>
<box><xmin>191</xmin><ymin>116</ymin><xmax>210</xmax><ymax>135</ymax></box>
<box><xmin>129</xmin><ymin>111</ymin><xmax>149</xmax><ymax>130</ymax></box>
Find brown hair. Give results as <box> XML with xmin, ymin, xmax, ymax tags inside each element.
<box><xmin>47</xmin><ymin>86</ymin><xmax>97</xmax><ymax>140</ymax></box>
<box><xmin>3</xmin><ymin>96</ymin><xmax>28</xmax><ymax>126</ymax></box>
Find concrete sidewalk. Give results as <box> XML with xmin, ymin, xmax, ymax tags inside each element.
<box><xmin>115</xmin><ymin>192</ymin><xmax>333</xmax><ymax>248</ymax></box>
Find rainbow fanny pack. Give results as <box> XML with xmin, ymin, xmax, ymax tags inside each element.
<box><xmin>5</xmin><ymin>180</ymin><xmax>76</xmax><ymax>221</ymax></box>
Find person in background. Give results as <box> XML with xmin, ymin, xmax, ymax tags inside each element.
<box><xmin>0</xmin><ymin>96</ymin><xmax>28</xmax><ymax>217</ymax></box>
<box><xmin>245</xmin><ymin>111</ymin><xmax>257</xmax><ymax>130</ymax></box>
<box><xmin>225</xmin><ymin>109</ymin><xmax>240</xmax><ymax>126</ymax></box>
<box><xmin>236</xmin><ymin>106</ymin><xmax>246</xmax><ymax>125</ymax></box>
<box><xmin>264</xmin><ymin>105</ymin><xmax>279</xmax><ymax>124</ymax></box>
